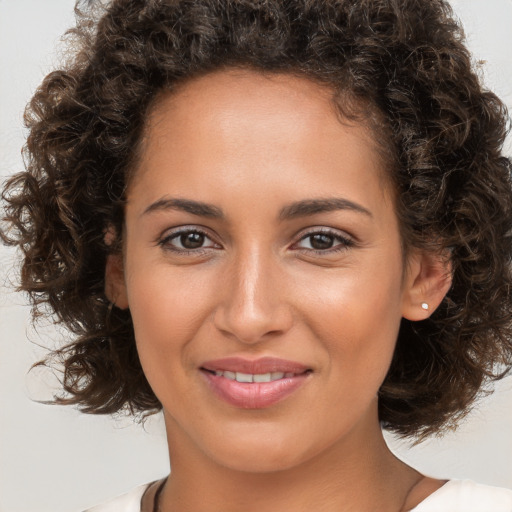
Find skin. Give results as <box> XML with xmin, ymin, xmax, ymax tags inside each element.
<box><xmin>106</xmin><ymin>69</ymin><xmax>452</xmax><ymax>512</ymax></box>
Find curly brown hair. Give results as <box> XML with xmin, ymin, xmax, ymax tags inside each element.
<box><xmin>2</xmin><ymin>0</ymin><xmax>512</xmax><ymax>439</ymax></box>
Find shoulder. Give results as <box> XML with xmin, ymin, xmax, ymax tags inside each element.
<box><xmin>83</xmin><ymin>483</ymin><xmax>151</xmax><ymax>512</ymax></box>
<box><xmin>413</xmin><ymin>479</ymin><xmax>512</xmax><ymax>512</ymax></box>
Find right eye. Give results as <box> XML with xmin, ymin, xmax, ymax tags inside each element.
<box><xmin>158</xmin><ymin>228</ymin><xmax>220</xmax><ymax>254</ymax></box>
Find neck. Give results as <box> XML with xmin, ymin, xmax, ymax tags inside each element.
<box><xmin>159</xmin><ymin>409</ymin><xmax>422</xmax><ymax>512</ymax></box>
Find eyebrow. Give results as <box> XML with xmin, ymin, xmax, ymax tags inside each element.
<box><xmin>142</xmin><ymin>197</ymin><xmax>224</xmax><ymax>219</ymax></box>
<box><xmin>141</xmin><ymin>196</ymin><xmax>372</xmax><ymax>220</ymax></box>
<box><xmin>278</xmin><ymin>198</ymin><xmax>372</xmax><ymax>220</ymax></box>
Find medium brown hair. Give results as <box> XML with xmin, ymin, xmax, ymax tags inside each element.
<box><xmin>2</xmin><ymin>0</ymin><xmax>512</xmax><ymax>439</ymax></box>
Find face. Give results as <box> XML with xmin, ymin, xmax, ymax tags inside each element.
<box><xmin>109</xmin><ymin>69</ymin><xmax>434</xmax><ymax>473</ymax></box>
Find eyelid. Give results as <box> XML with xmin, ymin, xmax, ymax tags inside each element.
<box><xmin>157</xmin><ymin>225</ymin><xmax>222</xmax><ymax>252</ymax></box>
<box><xmin>291</xmin><ymin>227</ymin><xmax>355</xmax><ymax>253</ymax></box>
<box><xmin>155</xmin><ymin>225</ymin><xmax>354</xmax><ymax>256</ymax></box>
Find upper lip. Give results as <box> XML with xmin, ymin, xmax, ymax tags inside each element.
<box><xmin>201</xmin><ymin>357</ymin><xmax>311</xmax><ymax>375</ymax></box>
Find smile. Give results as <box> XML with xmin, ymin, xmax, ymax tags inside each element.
<box><xmin>200</xmin><ymin>357</ymin><xmax>312</xmax><ymax>409</ymax></box>
<box><xmin>211</xmin><ymin>370</ymin><xmax>298</xmax><ymax>382</ymax></box>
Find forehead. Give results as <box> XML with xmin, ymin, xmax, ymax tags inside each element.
<box><xmin>133</xmin><ymin>69</ymin><xmax>390</xmax><ymax>183</ymax></box>
<box><xmin>152</xmin><ymin>69</ymin><xmax>337</xmax><ymax>129</ymax></box>
<box><xmin>127</xmin><ymin>69</ymin><xmax>394</xmax><ymax>213</ymax></box>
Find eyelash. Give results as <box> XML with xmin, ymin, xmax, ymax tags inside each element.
<box><xmin>157</xmin><ymin>227</ymin><xmax>219</xmax><ymax>256</ymax></box>
<box><xmin>293</xmin><ymin>228</ymin><xmax>355</xmax><ymax>255</ymax></box>
<box><xmin>157</xmin><ymin>227</ymin><xmax>354</xmax><ymax>256</ymax></box>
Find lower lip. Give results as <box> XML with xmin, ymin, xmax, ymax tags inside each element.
<box><xmin>202</xmin><ymin>371</ymin><xmax>310</xmax><ymax>409</ymax></box>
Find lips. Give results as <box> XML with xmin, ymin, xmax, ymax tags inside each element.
<box><xmin>200</xmin><ymin>357</ymin><xmax>312</xmax><ymax>409</ymax></box>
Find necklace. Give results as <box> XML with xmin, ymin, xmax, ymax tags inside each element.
<box><xmin>152</xmin><ymin>478</ymin><xmax>167</xmax><ymax>512</ymax></box>
<box><xmin>149</xmin><ymin>473</ymin><xmax>435</xmax><ymax>511</ymax></box>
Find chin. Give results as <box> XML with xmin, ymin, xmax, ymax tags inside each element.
<box><xmin>200</xmin><ymin>427</ymin><xmax>319</xmax><ymax>474</ymax></box>
<box><xmin>216</xmin><ymin>448</ymin><xmax>308</xmax><ymax>474</ymax></box>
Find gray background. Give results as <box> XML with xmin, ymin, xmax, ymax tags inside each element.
<box><xmin>1</xmin><ymin>1</ymin><xmax>511</xmax><ymax>511</ymax></box>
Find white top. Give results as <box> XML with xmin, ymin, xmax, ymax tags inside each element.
<box><xmin>411</xmin><ymin>480</ymin><xmax>512</xmax><ymax>511</ymax></box>
<box><xmin>85</xmin><ymin>479</ymin><xmax>512</xmax><ymax>511</ymax></box>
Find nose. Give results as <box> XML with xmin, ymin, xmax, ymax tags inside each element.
<box><xmin>213</xmin><ymin>247</ymin><xmax>293</xmax><ymax>344</ymax></box>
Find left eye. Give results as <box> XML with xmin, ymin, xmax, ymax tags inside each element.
<box><xmin>295</xmin><ymin>231</ymin><xmax>353</xmax><ymax>251</ymax></box>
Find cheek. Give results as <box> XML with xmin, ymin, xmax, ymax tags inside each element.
<box><xmin>298</xmin><ymin>260</ymin><xmax>403</xmax><ymax>385</ymax></box>
<box><xmin>126</xmin><ymin>252</ymin><xmax>213</xmax><ymax>324</ymax></box>
<box><xmin>124</xmin><ymin>262</ymin><xmax>218</xmax><ymax>382</ymax></box>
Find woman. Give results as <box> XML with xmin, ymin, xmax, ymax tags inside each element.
<box><xmin>2</xmin><ymin>0</ymin><xmax>512</xmax><ymax>510</ymax></box>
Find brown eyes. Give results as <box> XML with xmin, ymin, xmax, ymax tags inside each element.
<box><xmin>178</xmin><ymin>232</ymin><xmax>208</xmax><ymax>249</ymax></box>
<box><xmin>159</xmin><ymin>228</ymin><xmax>220</xmax><ymax>252</ymax></box>
<box><xmin>313</xmin><ymin>234</ymin><xmax>333</xmax><ymax>250</ymax></box>
<box><xmin>158</xmin><ymin>227</ymin><xmax>354</xmax><ymax>255</ymax></box>
<box><xmin>297</xmin><ymin>233</ymin><xmax>341</xmax><ymax>250</ymax></box>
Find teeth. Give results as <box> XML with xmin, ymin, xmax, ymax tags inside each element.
<box><xmin>214</xmin><ymin>371</ymin><xmax>292</xmax><ymax>382</ymax></box>
<box><xmin>236</xmin><ymin>372</ymin><xmax>253</xmax><ymax>383</ymax></box>
<box><xmin>253</xmin><ymin>373</ymin><xmax>271</xmax><ymax>383</ymax></box>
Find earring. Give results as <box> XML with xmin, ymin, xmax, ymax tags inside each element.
<box><xmin>421</xmin><ymin>303</ymin><xmax>429</xmax><ymax>311</ymax></box>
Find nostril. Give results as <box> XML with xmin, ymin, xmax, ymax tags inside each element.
<box><xmin>212</xmin><ymin>301</ymin><xmax>294</xmax><ymax>345</ymax></box>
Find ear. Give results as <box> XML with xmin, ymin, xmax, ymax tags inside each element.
<box><xmin>105</xmin><ymin>254</ymin><xmax>129</xmax><ymax>309</ymax></box>
<box><xmin>104</xmin><ymin>228</ymin><xmax>129</xmax><ymax>309</ymax></box>
<box><xmin>401</xmin><ymin>249</ymin><xmax>452</xmax><ymax>321</ymax></box>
